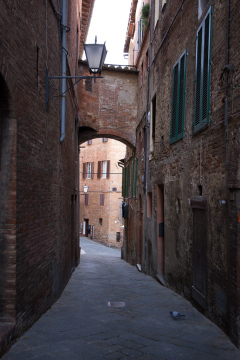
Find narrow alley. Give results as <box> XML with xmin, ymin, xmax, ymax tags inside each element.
<box><xmin>1</xmin><ymin>238</ymin><xmax>240</xmax><ymax>360</ymax></box>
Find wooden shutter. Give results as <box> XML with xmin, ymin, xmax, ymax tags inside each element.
<box><xmin>131</xmin><ymin>161</ymin><xmax>134</xmax><ymax>197</ymax></box>
<box><xmin>85</xmin><ymin>194</ymin><xmax>89</xmax><ymax>206</ymax></box>
<box><xmin>107</xmin><ymin>160</ymin><xmax>110</xmax><ymax>179</ymax></box>
<box><xmin>194</xmin><ymin>6</ymin><xmax>212</xmax><ymax>133</ymax></box>
<box><xmin>91</xmin><ymin>162</ymin><xmax>94</xmax><ymax>179</ymax></box>
<box><xmin>122</xmin><ymin>167</ymin><xmax>126</xmax><ymax>197</ymax></box>
<box><xmin>83</xmin><ymin>162</ymin><xmax>87</xmax><ymax>179</ymax></box>
<box><xmin>97</xmin><ymin>161</ymin><xmax>102</xmax><ymax>179</ymax></box>
<box><xmin>134</xmin><ymin>158</ymin><xmax>138</xmax><ymax>197</ymax></box>
<box><xmin>170</xmin><ymin>49</ymin><xmax>187</xmax><ymax>144</ymax></box>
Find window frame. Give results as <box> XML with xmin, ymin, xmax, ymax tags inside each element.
<box><xmin>194</xmin><ymin>5</ymin><xmax>213</xmax><ymax>133</ymax></box>
<box><xmin>170</xmin><ymin>49</ymin><xmax>187</xmax><ymax>144</ymax></box>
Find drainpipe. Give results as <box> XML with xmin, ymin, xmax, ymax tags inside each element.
<box><xmin>225</xmin><ymin>0</ymin><xmax>231</xmax><ymax>166</ymax></box>
<box><xmin>144</xmin><ymin>0</ymin><xmax>154</xmax><ymax>273</ymax></box>
<box><xmin>60</xmin><ymin>0</ymin><xmax>67</xmax><ymax>143</ymax></box>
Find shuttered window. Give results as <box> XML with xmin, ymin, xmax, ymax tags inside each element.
<box><xmin>170</xmin><ymin>49</ymin><xmax>187</xmax><ymax>144</ymax></box>
<box><xmin>131</xmin><ymin>161</ymin><xmax>134</xmax><ymax>197</ymax></box>
<box><xmin>91</xmin><ymin>162</ymin><xmax>94</xmax><ymax>179</ymax></box>
<box><xmin>107</xmin><ymin>160</ymin><xmax>110</xmax><ymax>179</ymax></box>
<box><xmin>134</xmin><ymin>158</ymin><xmax>138</xmax><ymax>197</ymax></box>
<box><xmin>97</xmin><ymin>161</ymin><xmax>102</xmax><ymax>179</ymax></box>
<box><xmin>83</xmin><ymin>162</ymin><xmax>87</xmax><ymax>179</ymax></box>
<box><xmin>84</xmin><ymin>194</ymin><xmax>89</xmax><ymax>206</ymax></box>
<box><xmin>122</xmin><ymin>167</ymin><xmax>126</xmax><ymax>197</ymax></box>
<box><xmin>194</xmin><ymin>6</ymin><xmax>212</xmax><ymax>133</ymax></box>
<box><xmin>100</xmin><ymin>194</ymin><xmax>104</xmax><ymax>206</ymax></box>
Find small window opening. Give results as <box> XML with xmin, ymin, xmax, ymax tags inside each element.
<box><xmin>198</xmin><ymin>185</ymin><xmax>203</xmax><ymax>196</ymax></box>
<box><xmin>85</xmin><ymin>78</ymin><xmax>92</xmax><ymax>92</ymax></box>
<box><xmin>99</xmin><ymin>218</ymin><xmax>102</xmax><ymax>225</ymax></box>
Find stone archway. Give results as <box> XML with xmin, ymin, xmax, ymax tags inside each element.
<box><xmin>0</xmin><ymin>73</ymin><xmax>17</xmax><ymax>324</ymax></box>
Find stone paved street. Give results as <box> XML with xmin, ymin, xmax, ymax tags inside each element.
<box><xmin>2</xmin><ymin>238</ymin><xmax>240</xmax><ymax>360</ymax></box>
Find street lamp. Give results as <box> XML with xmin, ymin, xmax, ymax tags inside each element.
<box><xmin>84</xmin><ymin>40</ymin><xmax>107</xmax><ymax>75</ymax></box>
<box><xmin>83</xmin><ymin>184</ymin><xmax>88</xmax><ymax>193</ymax></box>
<box><xmin>46</xmin><ymin>39</ymin><xmax>107</xmax><ymax>110</ymax></box>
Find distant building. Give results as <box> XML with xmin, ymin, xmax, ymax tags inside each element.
<box><xmin>79</xmin><ymin>138</ymin><xmax>126</xmax><ymax>248</ymax></box>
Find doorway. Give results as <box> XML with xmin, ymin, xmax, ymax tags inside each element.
<box><xmin>83</xmin><ymin>219</ymin><xmax>89</xmax><ymax>237</ymax></box>
<box><xmin>157</xmin><ymin>185</ymin><xmax>164</xmax><ymax>280</ymax></box>
<box><xmin>137</xmin><ymin>194</ymin><xmax>143</xmax><ymax>266</ymax></box>
<box><xmin>191</xmin><ymin>198</ymin><xmax>207</xmax><ymax>309</ymax></box>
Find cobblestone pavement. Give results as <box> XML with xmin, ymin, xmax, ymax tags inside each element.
<box><xmin>2</xmin><ymin>238</ymin><xmax>240</xmax><ymax>359</ymax></box>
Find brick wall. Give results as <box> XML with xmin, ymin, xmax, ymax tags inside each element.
<box><xmin>0</xmin><ymin>0</ymin><xmax>89</xmax><ymax>354</ymax></box>
<box><xmin>77</xmin><ymin>62</ymin><xmax>138</xmax><ymax>148</ymax></box>
<box><xmin>124</xmin><ymin>0</ymin><xmax>240</xmax><ymax>347</ymax></box>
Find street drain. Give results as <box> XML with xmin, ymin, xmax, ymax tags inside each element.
<box><xmin>108</xmin><ymin>302</ymin><xmax>126</xmax><ymax>307</ymax></box>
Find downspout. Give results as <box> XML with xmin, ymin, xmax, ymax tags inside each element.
<box><xmin>144</xmin><ymin>0</ymin><xmax>154</xmax><ymax>273</ymax></box>
<box><xmin>60</xmin><ymin>0</ymin><xmax>67</xmax><ymax>143</ymax></box>
<box><xmin>225</xmin><ymin>0</ymin><xmax>231</xmax><ymax>166</ymax></box>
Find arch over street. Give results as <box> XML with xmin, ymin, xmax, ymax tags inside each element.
<box><xmin>77</xmin><ymin>62</ymin><xmax>138</xmax><ymax>149</ymax></box>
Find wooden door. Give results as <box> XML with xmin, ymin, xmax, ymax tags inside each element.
<box><xmin>192</xmin><ymin>200</ymin><xmax>207</xmax><ymax>309</ymax></box>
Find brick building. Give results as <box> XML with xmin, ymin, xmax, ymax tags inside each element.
<box><xmin>0</xmin><ymin>0</ymin><xmax>95</xmax><ymax>355</ymax></box>
<box><xmin>79</xmin><ymin>138</ymin><xmax>126</xmax><ymax>247</ymax></box>
<box><xmin>123</xmin><ymin>0</ymin><xmax>240</xmax><ymax>347</ymax></box>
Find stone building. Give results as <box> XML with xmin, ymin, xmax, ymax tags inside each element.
<box><xmin>79</xmin><ymin>138</ymin><xmax>126</xmax><ymax>248</ymax></box>
<box><xmin>0</xmin><ymin>0</ymin><xmax>95</xmax><ymax>355</ymax></box>
<box><xmin>123</xmin><ymin>0</ymin><xmax>240</xmax><ymax>347</ymax></box>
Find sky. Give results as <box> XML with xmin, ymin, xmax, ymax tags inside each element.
<box><xmin>86</xmin><ymin>0</ymin><xmax>132</xmax><ymax>65</ymax></box>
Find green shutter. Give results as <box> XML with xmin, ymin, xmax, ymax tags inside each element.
<box><xmin>194</xmin><ymin>6</ymin><xmax>212</xmax><ymax>133</ymax></box>
<box><xmin>122</xmin><ymin>167</ymin><xmax>126</xmax><ymax>197</ymax></box>
<box><xmin>126</xmin><ymin>165</ymin><xmax>129</xmax><ymax>197</ymax></box>
<box><xmin>170</xmin><ymin>49</ymin><xmax>187</xmax><ymax>144</ymax></box>
<box><xmin>131</xmin><ymin>161</ymin><xmax>134</xmax><ymax>197</ymax></box>
<box><xmin>134</xmin><ymin>158</ymin><xmax>138</xmax><ymax>197</ymax></box>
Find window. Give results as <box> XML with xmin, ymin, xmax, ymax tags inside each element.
<box><xmin>99</xmin><ymin>218</ymin><xmax>102</xmax><ymax>225</ymax></box>
<box><xmin>112</xmin><ymin>187</ymin><xmax>117</xmax><ymax>192</ymax></box>
<box><xmin>87</xmin><ymin>162</ymin><xmax>91</xmax><ymax>179</ymax></box>
<box><xmin>131</xmin><ymin>158</ymin><xmax>138</xmax><ymax>197</ymax></box>
<box><xmin>102</xmin><ymin>161</ymin><xmax>107</xmax><ymax>179</ymax></box>
<box><xmin>137</xmin><ymin>18</ymin><xmax>143</xmax><ymax>50</ymax></box>
<box><xmin>170</xmin><ymin>49</ymin><xmax>187</xmax><ymax>144</ymax></box>
<box><xmin>83</xmin><ymin>162</ymin><xmax>94</xmax><ymax>179</ymax></box>
<box><xmin>97</xmin><ymin>160</ymin><xmax>110</xmax><ymax>179</ymax></box>
<box><xmin>102</xmin><ymin>138</ymin><xmax>108</xmax><ymax>142</ymax></box>
<box><xmin>154</xmin><ymin>0</ymin><xmax>159</xmax><ymax>28</ymax></box>
<box><xmin>85</xmin><ymin>78</ymin><xmax>92</xmax><ymax>92</ymax></box>
<box><xmin>198</xmin><ymin>0</ymin><xmax>209</xmax><ymax>19</ymax></box>
<box><xmin>87</xmin><ymin>140</ymin><xmax>92</xmax><ymax>145</ymax></box>
<box><xmin>194</xmin><ymin>6</ymin><xmax>212</xmax><ymax>133</ymax></box>
<box><xmin>100</xmin><ymin>194</ymin><xmax>104</xmax><ymax>206</ymax></box>
<box><xmin>84</xmin><ymin>194</ymin><xmax>89</xmax><ymax>206</ymax></box>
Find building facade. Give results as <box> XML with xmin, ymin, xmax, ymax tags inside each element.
<box><xmin>79</xmin><ymin>138</ymin><xmax>126</xmax><ymax>248</ymax></box>
<box><xmin>123</xmin><ymin>0</ymin><xmax>240</xmax><ymax>347</ymax></box>
<box><xmin>0</xmin><ymin>0</ymin><xmax>95</xmax><ymax>355</ymax></box>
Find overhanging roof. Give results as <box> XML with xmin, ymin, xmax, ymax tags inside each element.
<box><xmin>124</xmin><ymin>0</ymin><xmax>138</xmax><ymax>53</ymax></box>
<box><xmin>80</xmin><ymin>0</ymin><xmax>96</xmax><ymax>58</ymax></box>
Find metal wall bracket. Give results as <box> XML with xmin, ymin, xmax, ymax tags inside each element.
<box><xmin>45</xmin><ymin>69</ymin><xmax>103</xmax><ymax>111</ymax></box>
